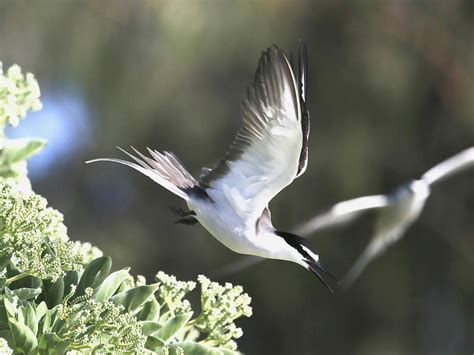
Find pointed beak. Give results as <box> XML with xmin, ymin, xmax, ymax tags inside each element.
<box><xmin>307</xmin><ymin>260</ymin><xmax>339</xmax><ymax>293</ymax></box>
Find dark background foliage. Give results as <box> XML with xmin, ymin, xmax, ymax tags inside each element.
<box><xmin>1</xmin><ymin>1</ymin><xmax>473</xmax><ymax>354</ymax></box>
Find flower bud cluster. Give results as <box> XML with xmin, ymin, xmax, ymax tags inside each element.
<box><xmin>0</xmin><ymin>62</ymin><xmax>42</xmax><ymax>133</ymax></box>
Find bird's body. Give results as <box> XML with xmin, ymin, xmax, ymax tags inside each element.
<box><xmin>88</xmin><ymin>45</ymin><xmax>335</xmax><ymax>290</ymax></box>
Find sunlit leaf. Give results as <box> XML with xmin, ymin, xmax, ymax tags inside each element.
<box><xmin>75</xmin><ymin>256</ymin><xmax>111</xmax><ymax>297</ymax></box>
<box><xmin>9</xmin><ymin>319</ymin><xmax>38</xmax><ymax>353</ymax></box>
<box><xmin>3</xmin><ymin>298</ymin><xmax>16</xmax><ymax>318</ymax></box>
<box><xmin>136</xmin><ymin>299</ymin><xmax>160</xmax><ymax>322</ymax></box>
<box><xmin>141</xmin><ymin>320</ymin><xmax>162</xmax><ymax>336</ymax></box>
<box><xmin>155</xmin><ymin>312</ymin><xmax>193</xmax><ymax>342</ymax></box>
<box><xmin>94</xmin><ymin>267</ymin><xmax>130</xmax><ymax>302</ymax></box>
<box><xmin>110</xmin><ymin>284</ymin><xmax>159</xmax><ymax>313</ymax></box>
<box><xmin>11</xmin><ymin>288</ymin><xmax>41</xmax><ymax>302</ymax></box>
<box><xmin>0</xmin><ymin>138</ymin><xmax>46</xmax><ymax>165</ymax></box>
<box><xmin>38</xmin><ymin>333</ymin><xmax>68</xmax><ymax>354</ymax></box>
<box><xmin>145</xmin><ymin>335</ymin><xmax>165</xmax><ymax>351</ymax></box>
<box><xmin>35</xmin><ymin>302</ymin><xmax>48</xmax><ymax>321</ymax></box>
<box><xmin>22</xmin><ymin>303</ymin><xmax>38</xmax><ymax>336</ymax></box>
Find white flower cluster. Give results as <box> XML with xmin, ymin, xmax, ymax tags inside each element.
<box><xmin>0</xmin><ymin>183</ymin><xmax>85</xmax><ymax>282</ymax></box>
<box><xmin>0</xmin><ymin>337</ymin><xmax>13</xmax><ymax>354</ymax></box>
<box><xmin>72</xmin><ymin>241</ymin><xmax>103</xmax><ymax>263</ymax></box>
<box><xmin>57</xmin><ymin>286</ymin><xmax>146</xmax><ymax>352</ymax></box>
<box><xmin>195</xmin><ymin>275</ymin><xmax>252</xmax><ymax>350</ymax></box>
<box><xmin>155</xmin><ymin>271</ymin><xmax>196</xmax><ymax>317</ymax></box>
<box><xmin>0</xmin><ymin>62</ymin><xmax>42</xmax><ymax>139</ymax></box>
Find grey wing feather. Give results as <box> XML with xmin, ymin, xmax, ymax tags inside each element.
<box><xmin>294</xmin><ymin>43</ymin><xmax>310</xmax><ymax>178</ymax></box>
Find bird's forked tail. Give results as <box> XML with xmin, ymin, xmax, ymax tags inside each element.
<box><xmin>86</xmin><ymin>147</ymin><xmax>197</xmax><ymax>201</ymax></box>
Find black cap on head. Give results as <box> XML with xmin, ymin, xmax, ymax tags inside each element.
<box><xmin>275</xmin><ymin>230</ymin><xmax>338</xmax><ymax>292</ymax></box>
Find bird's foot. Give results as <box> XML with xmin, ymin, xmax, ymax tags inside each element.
<box><xmin>174</xmin><ymin>217</ymin><xmax>198</xmax><ymax>225</ymax></box>
<box><xmin>169</xmin><ymin>206</ymin><xmax>197</xmax><ymax>225</ymax></box>
<box><xmin>169</xmin><ymin>206</ymin><xmax>196</xmax><ymax>217</ymax></box>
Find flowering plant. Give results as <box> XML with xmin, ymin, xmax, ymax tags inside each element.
<box><xmin>0</xmin><ymin>62</ymin><xmax>252</xmax><ymax>354</ymax></box>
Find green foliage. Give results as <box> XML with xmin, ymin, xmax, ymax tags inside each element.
<box><xmin>0</xmin><ymin>62</ymin><xmax>252</xmax><ymax>353</ymax></box>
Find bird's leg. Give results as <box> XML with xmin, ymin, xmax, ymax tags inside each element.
<box><xmin>169</xmin><ymin>206</ymin><xmax>197</xmax><ymax>225</ymax></box>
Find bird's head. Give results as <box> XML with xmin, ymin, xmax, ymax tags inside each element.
<box><xmin>275</xmin><ymin>231</ymin><xmax>338</xmax><ymax>292</ymax></box>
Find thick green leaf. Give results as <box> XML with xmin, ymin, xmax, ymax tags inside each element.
<box><xmin>35</xmin><ymin>302</ymin><xmax>48</xmax><ymax>321</ymax></box>
<box><xmin>75</xmin><ymin>256</ymin><xmax>111</xmax><ymax>297</ymax></box>
<box><xmin>0</xmin><ymin>277</ymin><xmax>5</xmax><ymax>290</ymax></box>
<box><xmin>155</xmin><ymin>312</ymin><xmax>193</xmax><ymax>342</ymax></box>
<box><xmin>38</xmin><ymin>333</ymin><xmax>68</xmax><ymax>354</ymax></box>
<box><xmin>12</xmin><ymin>288</ymin><xmax>41</xmax><ymax>302</ymax></box>
<box><xmin>4</xmin><ymin>288</ymin><xmax>17</xmax><ymax>304</ymax></box>
<box><xmin>110</xmin><ymin>284</ymin><xmax>159</xmax><ymax>313</ymax></box>
<box><xmin>141</xmin><ymin>321</ymin><xmax>162</xmax><ymax>336</ymax></box>
<box><xmin>39</xmin><ymin>310</ymin><xmax>52</xmax><ymax>334</ymax></box>
<box><xmin>1</xmin><ymin>138</ymin><xmax>46</xmax><ymax>164</ymax></box>
<box><xmin>165</xmin><ymin>342</ymin><xmax>224</xmax><ymax>355</ymax></box>
<box><xmin>136</xmin><ymin>299</ymin><xmax>160</xmax><ymax>322</ymax></box>
<box><xmin>9</xmin><ymin>319</ymin><xmax>38</xmax><ymax>353</ymax></box>
<box><xmin>145</xmin><ymin>335</ymin><xmax>166</xmax><ymax>351</ymax></box>
<box><xmin>0</xmin><ymin>256</ymin><xmax>9</xmax><ymax>272</ymax></box>
<box><xmin>11</xmin><ymin>275</ymin><xmax>41</xmax><ymax>290</ymax></box>
<box><xmin>3</xmin><ymin>298</ymin><xmax>16</xmax><ymax>318</ymax></box>
<box><xmin>22</xmin><ymin>303</ymin><xmax>38</xmax><ymax>336</ymax></box>
<box><xmin>94</xmin><ymin>267</ymin><xmax>130</xmax><ymax>302</ymax></box>
<box><xmin>42</xmin><ymin>279</ymin><xmax>64</xmax><ymax>308</ymax></box>
<box><xmin>0</xmin><ymin>305</ymin><xmax>8</xmax><ymax>329</ymax></box>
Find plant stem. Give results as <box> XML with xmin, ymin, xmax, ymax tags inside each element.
<box><xmin>5</xmin><ymin>273</ymin><xmax>28</xmax><ymax>286</ymax></box>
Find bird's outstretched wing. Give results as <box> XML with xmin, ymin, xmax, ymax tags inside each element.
<box><xmin>294</xmin><ymin>195</ymin><xmax>389</xmax><ymax>236</ymax></box>
<box><xmin>342</xmin><ymin>225</ymin><xmax>408</xmax><ymax>287</ymax></box>
<box><xmin>421</xmin><ymin>147</ymin><xmax>474</xmax><ymax>186</ymax></box>
<box><xmin>200</xmin><ymin>45</ymin><xmax>309</xmax><ymax>221</ymax></box>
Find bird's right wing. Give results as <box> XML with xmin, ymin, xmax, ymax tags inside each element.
<box><xmin>341</xmin><ymin>225</ymin><xmax>407</xmax><ymax>287</ymax></box>
<box><xmin>421</xmin><ymin>147</ymin><xmax>474</xmax><ymax>186</ymax></box>
<box><xmin>293</xmin><ymin>195</ymin><xmax>389</xmax><ymax>236</ymax></box>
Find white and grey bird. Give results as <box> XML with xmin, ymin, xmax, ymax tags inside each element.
<box><xmin>87</xmin><ymin>45</ymin><xmax>337</xmax><ymax>291</ymax></box>
<box><xmin>296</xmin><ymin>147</ymin><xmax>474</xmax><ymax>286</ymax></box>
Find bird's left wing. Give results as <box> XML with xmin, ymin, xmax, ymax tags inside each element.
<box><xmin>201</xmin><ymin>46</ymin><xmax>308</xmax><ymax>221</ymax></box>
<box><xmin>293</xmin><ymin>195</ymin><xmax>389</xmax><ymax>236</ymax></box>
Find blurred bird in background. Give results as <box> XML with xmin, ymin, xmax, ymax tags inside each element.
<box><xmin>217</xmin><ymin>147</ymin><xmax>474</xmax><ymax>286</ymax></box>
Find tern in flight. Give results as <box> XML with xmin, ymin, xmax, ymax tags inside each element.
<box><xmin>300</xmin><ymin>147</ymin><xmax>474</xmax><ymax>286</ymax></box>
<box><xmin>88</xmin><ymin>45</ymin><xmax>337</xmax><ymax>291</ymax></box>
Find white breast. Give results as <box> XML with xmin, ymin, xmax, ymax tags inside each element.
<box><xmin>187</xmin><ymin>189</ymin><xmax>255</xmax><ymax>254</ymax></box>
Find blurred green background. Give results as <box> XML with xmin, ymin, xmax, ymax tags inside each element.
<box><xmin>1</xmin><ymin>1</ymin><xmax>473</xmax><ymax>354</ymax></box>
